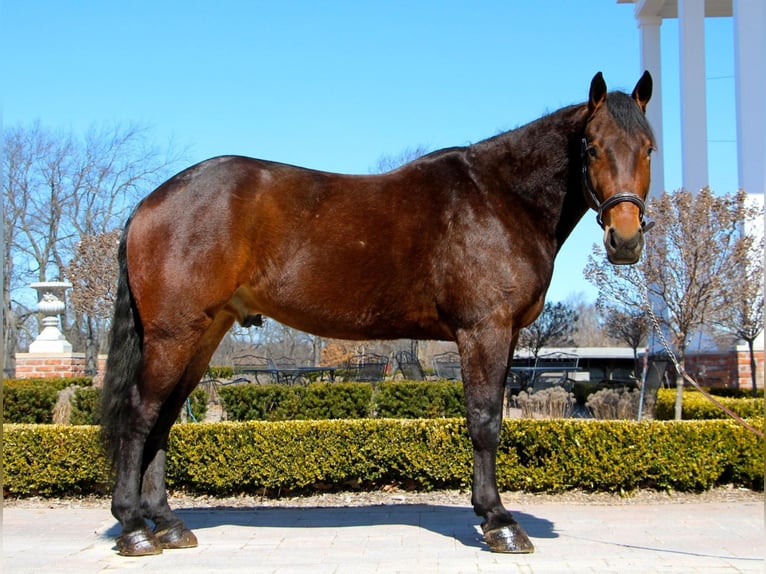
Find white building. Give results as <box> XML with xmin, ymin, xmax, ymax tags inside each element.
<box><xmin>617</xmin><ymin>0</ymin><xmax>765</xmax><ymax>199</ymax></box>
<box><xmin>619</xmin><ymin>0</ymin><xmax>764</xmax><ymax>354</ymax></box>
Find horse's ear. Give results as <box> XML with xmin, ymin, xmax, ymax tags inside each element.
<box><xmin>588</xmin><ymin>72</ymin><xmax>607</xmax><ymax>114</ymax></box>
<box><xmin>632</xmin><ymin>70</ymin><xmax>653</xmax><ymax>112</ymax></box>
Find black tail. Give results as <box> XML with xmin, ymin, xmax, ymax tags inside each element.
<box><xmin>100</xmin><ymin>217</ymin><xmax>143</xmax><ymax>472</ymax></box>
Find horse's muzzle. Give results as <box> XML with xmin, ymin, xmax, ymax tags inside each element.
<box><xmin>604</xmin><ymin>226</ymin><xmax>644</xmax><ymax>265</ymax></box>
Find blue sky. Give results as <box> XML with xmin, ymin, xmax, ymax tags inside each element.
<box><xmin>3</xmin><ymin>1</ymin><xmax>738</xmax><ymax>303</ymax></box>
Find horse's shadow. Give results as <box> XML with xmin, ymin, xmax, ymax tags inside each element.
<box><xmin>104</xmin><ymin>504</ymin><xmax>557</xmax><ymax>551</ymax></box>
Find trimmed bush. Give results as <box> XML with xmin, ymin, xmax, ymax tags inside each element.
<box><xmin>207</xmin><ymin>366</ymin><xmax>234</xmax><ymax>379</ymax></box>
<box><xmin>3</xmin><ymin>418</ymin><xmax>762</xmax><ymax>497</ymax></box>
<box><xmin>181</xmin><ymin>388</ymin><xmax>209</xmax><ymax>422</ymax></box>
<box><xmin>220</xmin><ymin>384</ymin><xmax>305</xmax><ymax>421</ymax></box>
<box><xmin>656</xmin><ymin>389</ymin><xmax>764</xmax><ymax>420</ymax></box>
<box><xmin>300</xmin><ymin>383</ymin><xmax>373</xmax><ymax>420</ymax></box>
<box><xmin>3</xmin><ymin>385</ymin><xmax>60</xmax><ymax>423</ymax></box>
<box><xmin>3</xmin><ymin>424</ymin><xmax>108</xmax><ymax>496</ymax></box>
<box><xmin>70</xmin><ymin>387</ymin><xmax>102</xmax><ymax>425</ymax></box>
<box><xmin>4</xmin><ymin>377</ymin><xmax>93</xmax><ymax>390</ymax></box>
<box><xmin>375</xmin><ymin>380</ymin><xmax>464</xmax><ymax>418</ymax></box>
<box><xmin>3</xmin><ymin>378</ymin><xmax>94</xmax><ymax>424</ymax></box>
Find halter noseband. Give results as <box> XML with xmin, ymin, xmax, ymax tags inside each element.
<box><xmin>581</xmin><ymin>138</ymin><xmax>653</xmax><ymax>231</ymax></box>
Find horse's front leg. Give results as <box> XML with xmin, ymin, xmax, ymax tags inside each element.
<box><xmin>457</xmin><ymin>325</ymin><xmax>534</xmax><ymax>554</ymax></box>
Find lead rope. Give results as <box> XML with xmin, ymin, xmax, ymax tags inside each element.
<box><xmin>635</xmin><ymin>268</ymin><xmax>764</xmax><ymax>438</ymax></box>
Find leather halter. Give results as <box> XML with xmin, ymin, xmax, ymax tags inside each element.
<box><xmin>581</xmin><ymin>138</ymin><xmax>653</xmax><ymax>231</ymax></box>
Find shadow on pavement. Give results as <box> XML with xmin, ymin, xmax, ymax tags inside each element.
<box><xmin>102</xmin><ymin>503</ymin><xmax>558</xmax><ymax>551</ymax></box>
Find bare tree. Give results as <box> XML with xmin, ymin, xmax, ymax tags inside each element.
<box><xmin>518</xmin><ymin>301</ymin><xmax>578</xmax><ymax>360</ymax></box>
<box><xmin>603</xmin><ymin>309</ymin><xmax>650</xmax><ymax>376</ymax></box>
<box><xmin>66</xmin><ymin>230</ymin><xmax>121</xmax><ymax>371</ymax></box>
<box><xmin>585</xmin><ymin>188</ymin><xmax>760</xmax><ymax>418</ymax></box>
<box><xmin>712</xmin><ymin>197</ymin><xmax>764</xmax><ymax>396</ymax></box>
<box><xmin>3</xmin><ymin>122</ymin><xmax>182</xmax><ymax>372</ymax></box>
<box><xmin>372</xmin><ymin>145</ymin><xmax>431</xmax><ymax>173</ymax></box>
<box><xmin>567</xmin><ymin>294</ymin><xmax>618</xmax><ymax>347</ymax></box>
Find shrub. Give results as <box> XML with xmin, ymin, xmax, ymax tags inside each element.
<box><xmin>656</xmin><ymin>389</ymin><xmax>764</xmax><ymax>420</ymax></box>
<box><xmin>70</xmin><ymin>387</ymin><xmax>102</xmax><ymax>425</ymax></box>
<box><xmin>3</xmin><ymin>425</ymin><xmax>109</xmax><ymax>496</ymax></box>
<box><xmin>586</xmin><ymin>388</ymin><xmax>642</xmax><ymax>420</ymax></box>
<box><xmin>705</xmin><ymin>387</ymin><xmax>764</xmax><ymax>399</ymax></box>
<box><xmin>4</xmin><ymin>385</ymin><xmax>60</xmax><ymax>423</ymax></box>
<box><xmin>4</xmin><ymin>377</ymin><xmax>93</xmax><ymax>390</ymax></box>
<box><xmin>3</xmin><ymin>418</ymin><xmax>762</xmax><ymax>497</ymax></box>
<box><xmin>375</xmin><ymin>380</ymin><xmax>464</xmax><ymax>418</ymax></box>
<box><xmin>219</xmin><ymin>384</ymin><xmax>304</xmax><ymax>421</ymax></box>
<box><xmin>180</xmin><ymin>388</ymin><xmax>209</xmax><ymax>422</ymax></box>
<box><xmin>513</xmin><ymin>387</ymin><xmax>575</xmax><ymax>419</ymax></box>
<box><xmin>3</xmin><ymin>378</ymin><xmax>93</xmax><ymax>424</ymax></box>
<box><xmin>219</xmin><ymin>381</ymin><xmax>463</xmax><ymax>421</ymax></box>
<box><xmin>207</xmin><ymin>366</ymin><xmax>234</xmax><ymax>380</ymax></box>
<box><xmin>300</xmin><ymin>383</ymin><xmax>373</xmax><ymax>419</ymax></box>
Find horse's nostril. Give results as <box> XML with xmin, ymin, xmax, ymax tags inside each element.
<box><xmin>609</xmin><ymin>228</ymin><xmax>619</xmax><ymax>250</ymax></box>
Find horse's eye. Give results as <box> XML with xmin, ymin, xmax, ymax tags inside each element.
<box><xmin>587</xmin><ymin>146</ymin><xmax>598</xmax><ymax>159</ymax></box>
<box><xmin>647</xmin><ymin>147</ymin><xmax>655</xmax><ymax>159</ymax></box>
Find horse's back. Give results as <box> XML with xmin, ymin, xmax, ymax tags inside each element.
<box><xmin>124</xmin><ymin>154</ymin><xmax>469</xmax><ymax>340</ymax></box>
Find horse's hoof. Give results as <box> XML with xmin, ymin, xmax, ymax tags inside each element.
<box><xmin>155</xmin><ymin>524</ymin><xmax>198</xmax><ymax>549</ymax></box>
<box><xmin>482</xmin><ymin>520</ymin><xmax>535</xmax><ymax>554</ymax></box>
<box><xmin>116</xmin><ymin>526</ymin><xmax>164</xmax><ymax>556</ymax></box>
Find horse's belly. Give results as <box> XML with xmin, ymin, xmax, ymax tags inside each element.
<box><xmin>229</xmin><ymin>282</ymin><xmax>451</xmax><ymax>342</ymax></box>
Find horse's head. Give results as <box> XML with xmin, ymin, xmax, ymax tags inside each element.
<box><xmin>582</xmin><ymin>71</ymin><xmax>654</xmax><ymax>265</ymax></box>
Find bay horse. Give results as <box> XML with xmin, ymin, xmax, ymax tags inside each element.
<box><xmin>101</xmin><ymin>71</ymin><xmax>654</xmax><ymax>556</ymax></box>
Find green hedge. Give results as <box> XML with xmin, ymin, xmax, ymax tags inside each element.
<box><xmin>219</xmin><ymin>381</ymin><xmax>463</xmax><ymax>421</ymax></box>
<box><xmin>656</xmin><ymin>389</ymin><xmax>764</xmax><ymax>420</ymax></box>
<box><xmin>3</xmin><ymin>418</ymin><xmax>762</xmax><ymax>497</ymax></box>
<box><xmin>3</xmin><ymin>378</ymin><xmax>93</xmax><ymax>424</ymax></box>
<box><xmin>219</xmin><ymin>383</ymin><xmax>373</xmax><ymax>421</ymax></box>
<box><xmin>375</xmin><ymin>381</ymin><xmax>464</xmax><ymax>418</ymax></box>
<box><xmin>66</xmin><ymin>387</ymin><xmax>208</xmax><ymax>425</ymax></box>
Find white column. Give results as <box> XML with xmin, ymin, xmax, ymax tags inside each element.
<box><xmin>638</xmin><ymin>16</ymin><xmax>665</xmax><ymax>198</ymax></box>
<box><xmin>734</xmin><ymin>0</ymin><xmax>765</xmax><ymax>351</ymax></box>
<box><xmin>734</xmin><ymin>0</ymin><xmax>766</xmax><ymax>196</ymax></box>
<box><xmin>678</xmin><ymin>0</ymin><xmax>708</xmax><ymax>194</ymax></box>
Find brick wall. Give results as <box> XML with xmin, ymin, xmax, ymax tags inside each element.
<box><xmin>735</xmin><ymin>346</ymin><xmax>764</xmax><ymax>390</ymax></box>
<box><xmin>14</xmin><ymin>352</ymin><xmax>87</xmax><ymax>379</ymax></box>
<box><xmin>684</xmin><ymin>347</ymin><xmax>764</xmax><ymax>390</ymax></box>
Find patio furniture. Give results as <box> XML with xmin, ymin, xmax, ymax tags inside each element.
<box><xmin>432</xmin><ymin>351</ymin><xmax>462</xmax><ymax>381</ymax></box>
<box><xmin>394</xmin><ymin>350</ymin><xmax>425</xmax><ymax>380</ymax></box>
<box><xmin>232</xmin><ymin>354</ymin><xmax>279</xmax><ymax>384</ymax></box>
<box><xmin>346</xmin><ymin>353</ymin><xmax>389</xmax><ymax>382</ymax></box>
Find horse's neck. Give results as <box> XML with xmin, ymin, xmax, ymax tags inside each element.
<box><xmin>467</xmin><ymin>104</ymin><xmax>590</xmax><ymax>249</ymax></box>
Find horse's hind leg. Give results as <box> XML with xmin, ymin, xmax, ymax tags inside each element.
<box><xmin>137</xmin><ymin>314</ymin><xmax>235</xmax><ymax>550</ymax></box>
<box><xmin>138</xmin><ymin>394</ymin><xmax>198</xmax><ymax>550</ymax></box>
<box><xmin>111</xmin><ymin>327</ymin><xmax>213</xmax><ymax>555</ymax></box>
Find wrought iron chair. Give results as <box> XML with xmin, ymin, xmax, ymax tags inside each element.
<box><xmin>394</xmin><ymin>350</ymin><xmax>425</xmax><ymax>381</ymax></box>
<box><xmin>346</xmin><ymin>353</ymin><xmax>389</xmax><ymax>382</ymax></box>
<box><xmin>432</xmin><ymin>351</ymin><xmax>462</xmax><ymax>381</ymax></box>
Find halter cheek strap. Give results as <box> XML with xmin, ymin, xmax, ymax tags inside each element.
<box><xmin>581</xmin><ymin>138</ymin><xmax>654</xmax><ymax>231</ymax></box>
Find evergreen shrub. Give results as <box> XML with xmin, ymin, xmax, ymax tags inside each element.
<box><xmin>375</xmin><ymin>380</ymin><xmax>464</xmax><ymax>418</ymax></box>
<box><xmin>655</xmin><ymin>389</ymin><xmax>763</xmax><ymax>420</ymax></box>
<box><xmin>3</xmin><ymin>378</ymin><xmax>93</xmax><ymax>424</ymax></box>
<box><xmin>3</xmin><ymin>418</ymin><xmax>761</xmax><ymax>497</ymax></box>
